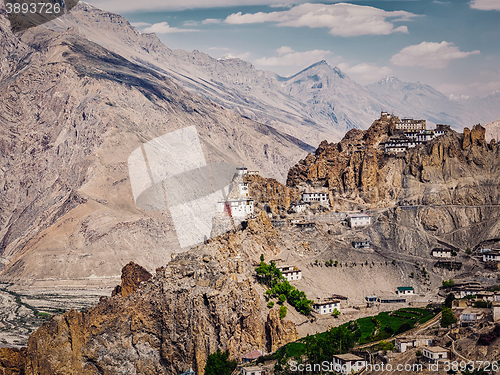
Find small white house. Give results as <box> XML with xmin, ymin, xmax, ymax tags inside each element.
<box><xmin>241</xmin><ymin>350</ymin><xmax>264</xmax><ymax>363</ymax></box>
<box><xmin>277</xmin><ymin>265</ymin><xmax>302</xmax><ymax>281</ymax></box>
<box><xmin>492</xmin><ymin>302</ymin><xmax>500</xmax><ymax>321</ymax></box>
<box><xmin>423</xmin><ymin>346</ymin><xmax>448</xmax><ymax>363</ymax></box>
<box><xmin>302</xmin><ymin>192</ymin><xmax>329</xmax><ymax>204</ymax></box>
<box><xmin>395</xmin><ymin>337</ymin><xmax>432</xmax><ymax>353</ymax></box>
<box><xmin>332</xmin><ymin>354</ymin><xmax>367</xmax><ymax>374</ymax></box>
<box><xmin>291</xmin><ymin>202</ymin><xmax>307</xmax><ymax>213</ymax></box>
<box><xmin>216</xmin><ymin>199</ymin><xmax>254</xmax><ymax>217</ymax></box>
<box><xmin>483</xmin><ymin>251</ymin><xmax>500</xmax><ymax>262</ymax></box>
<box><xmin>241</xmin><ymin>366</ymin><xmax>266</xmax><ymax>375</ymax></box>
<box><xmin>347</xmin><ymin>214</ymin><xmax>371</xmax><ymax>228</ymax></box>
<box><xmin>396</xmin><ymin>287</ymin><xmax>414</xmax><ymax>296</ymax></box>
<box><xmin>431</xmin><ymin>248</ymin><xmax>452</xmax><ymax>258</ymax></box>
<box><xmin>313</xmin><ymin>300</ymin><xmax>340</xmax><ymax>315</ymax></box>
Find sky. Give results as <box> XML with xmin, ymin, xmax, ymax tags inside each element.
<box><xmin>84</xmin><ymin>0</ymin><xmax>500</xmax><ymax>98</ymax></box>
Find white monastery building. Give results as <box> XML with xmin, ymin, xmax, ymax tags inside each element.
<box><xmin>347</xmin><ymin>214</ymin><xmax>371</xmax><ymax>228</ymax></box>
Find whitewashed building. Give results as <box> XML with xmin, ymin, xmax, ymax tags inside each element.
<box><xmin>241</xmin><ymin>366</ymin><xmax>266</xmax><ymax>375</ymax></box>
<box><xmin>332</xmin><ymin>354</ymin><xmax>367</xmax><ymax>374</ymax></box>
<box><xmin>483</xmin><ymin>251</ymin><xmax>500</xmax><ymax>262</ymax></box>
<box><xmin>396</xmin><ymin>286</ymin><xmax>414</xmax><ymax>296</ymax></box>
<box><xmin>313</xmin><ymin>299</ymin><xmax>340</xmax><ymax>315</ymax></box>
<box><xmin>302</xmin><ymin>192</ymin><xmax>329</xmax><ymax>204</ymax></box>
<box><xmin>347</xmin><ymin>214</ymin><xmax>371</xmax><ymax>228</ymax></box>
<box><xmin>277</xmin><ymin>265</ymin><xmax>302</xmax><ymax>281</ymax></box>
<box><xmin>423</xmin><ymin>347</ymin><xmax>448</xmax><ymax>363</ymax></box>
<box><xmin>395</xmin><ymin>337</ymin><xmax>433</xmax><ymax>353</ymax></box>
<box><xmin>431</xmin><ymin>248</ymin><xmax>453</xmax><ymax>258</ymax></box>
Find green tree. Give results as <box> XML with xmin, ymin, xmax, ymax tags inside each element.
<box><xmin>444</xmin><ymin>293</ymin><xmax>455</xmax><ymax>309</ymax></box>
<box><xmin>260</xmin><ymin>254</ymin><xmax>265</xmax><ymax>262</ymax></box>
<box><xmin>466</xmin><ymin>247</ymin><xmax>472</xmax><ymax>255</ymax></box>
<box><xmin>204</xmin><ymin>349</ymin><xmax>237</xmax><ymax>375</ymax></box>
<box><xmin>332</xmin><ymin>308</ymin><xmax>340</xmax><ymax>317</ymax></box>
<box><xmin>441</xmin><ymin>308</ymin><xmax>457</xmax><ymax>327</ymax></box>
<box><xmin>279</xmin><ymin>305</ymin><xmax>287</xmax><ymax>319</ymax></box>
<box><xmin>442</xmin><ymin>279</ymin><xmax>455</xmax><ymax>288</ymax></box>
<box><xmin>267</xmin><ymin>301</ymin><xmax>275</xmax><ymax>308</ymax></box>
<box><xmin>278</xmin><ymin>294</ymin><xmax>286</xmax><ymax>304</ymax></box>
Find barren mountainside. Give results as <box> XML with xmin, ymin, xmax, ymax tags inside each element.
<box><xmin>0</xmin><ymin>8</ymin><xmax>311</xmax><ymax>288</ymax></box>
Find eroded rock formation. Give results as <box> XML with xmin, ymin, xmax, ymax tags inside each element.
<box><xmin>0</xmin><ymin>213</ymin><xmax>297</xmax><ymax>375</ymax></box>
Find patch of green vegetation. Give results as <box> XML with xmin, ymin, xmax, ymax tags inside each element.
<box><xmin>37</xmin><ymin>312</ymin><xmax>51</xmax><ymax>319</ymax></box>
<box><xmin>256</xmin><ymin>260</ymin><xmax>313</xmax><ymax>315</ymax></box>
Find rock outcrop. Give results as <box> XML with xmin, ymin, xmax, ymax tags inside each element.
<box><xmin>287</xmin><ymin>118</ymin><xmax>500</xmax><ymax>209</ymax></box>
<box><xmin>265</xmin><ymin>309</ymin><xmax>300</xmax><ymax>352</ymax></box>
<box><xmin>0</xmin><ymin>347</ymin><xmax>26</xmax><ymax>375</ymax></box>
<box><xmin>0</xmin><ymin>214</ymin><xmax>298</xmax><ymax>375</ymax></box>
<box><xmin>112</xmin><ymin>261</ymin><xmax>152</xmax><ymax>298</ymax></box>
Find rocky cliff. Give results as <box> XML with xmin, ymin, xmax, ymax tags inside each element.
<box><xmin>287</xmin><ymin>117</ymin><xmax>500</xmax><ymax>209</ymax></box>
<box><xmin>0</xmin><ymin>213</ymin><xmax>298</xmax><ymax>375</ymax></box>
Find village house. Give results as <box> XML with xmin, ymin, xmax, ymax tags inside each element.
<box><xmin>246</xmin><ymin>170</ymin><xmax>259</xmax><ymax>176</ymax></box>
<box><xmin>332</xmin><ymin>354</ymin><xmax>367</xmax><ymax>374</ymax></box>
<box><xmin>396</xmin><ymin>286</ymin><xmax>414</xmax><ymax>296</ymax></box>
<box><xmin>431</xmin><ymin>248</ymin><xmax>453</xmax><ymax>258</ymax></box>
<box><xmin>302</xmin><ymin>192</ymin><xmax>329</xmax><ymax>204</ymax></box>
<box><xmin>395</xmin><ymin>336</ymin><xmax>433</xmax><ymax>353</ymax></box>
<box><xmin>365</xmin><ymin>295</ymin><xmax>378</xmax><ymax>303</ymax></box>
<box><xmin>347</xmin><ymin>214</ymin><xmax>371</xmax><ymax>228</ymax></box>
<box><xmin>296</xmin><ymin>222</ymin><xmax>315</xmax><ymax>232</ymax></box>
<box><xmin>241</xmin><ymin>366</ymin><xmax>266</xmax><ymax>375</ymax></box>
<box><xmin>460</xmin><ymin>308</ymin><xmax>485</xmax><ymax>327</ymax></box>
<box><xmin>290</xmin><ymin>202</ymin><xmax>308</xmax><ymax>213</ymax></box>
<box><xmin>476</xmin><ymin>291</ymin><xmax>495</xmax><ymax>301</ymax></box>
<box><xmin>452</xmin><ymin>299</ymin><xmax>468</xmax><ymax>308</ymax></box>
<box><xmin>313</xmin><ymin>299</ymin><xmax>341</xmax><ymax>315</ymax></box>
<box><xmin>352</xmin><ymin>240</ymin><xmax>370</xmax><ymax>249</ymax></box>
<box><xmin>179</xmin><ymin>368</ymin><xmax>195</xmax><ymax>375</ymax></box>
<box><xmin>241</xmin><ymin>350</ymin><xmax>265</xmax><ymax>364</ymax></box>
<box><xmin>277</xmin><ymin>265</ymin><xmax>302</xmax><ymax>281</ymax></box>
<box><xmin>423</xmin><ymin>346</ymin><xmax>448</xmax><ymax>363</ymax></box>
<box><xmin>483</xmin><ymin>250</ymin><xmax>500</xmax><ymax>262</ymax></box>
<box><xmin>379</xmin><ymin>297</ymin><xmax>406</xmax><ymax>303</ymax></box>
<box><xmin>492</xmin><ymin>302</ymin><xmax>500</xmax><ymax>321</ymax></box>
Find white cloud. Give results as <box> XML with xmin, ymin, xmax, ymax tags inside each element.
<box><xmin>183</xmin><ymin>20</ymin><xmax>199</xmax><ymax>26</ymax></box>
<box><xmin>337</xmin><ymin>62</ymin><xmax>392</xmax><ymax>85</ymax></box>
<box><xmin>269</xmin><ymin>3</ymin><xmax>293</xmax><ymax>8</ymax></box>
<box><xmin>209</xmin><ymin>47</ymin><xmax>230</xmax><ymax>51</ymax></box>
<box><xmin>254</xmin><ymin>46</ymin><xmax>332</xmax><ymax>67</ymax></box>
<box><xmin>224</xmin><ymin>3</ymin><xmax>418</xmax><ymax>37</ymax></box>
<box><xmin>202</xmin><ymin>18</ymin><xmax>222</xmax><ymax>24</ymax></box>
<box><xmin>470</xmin><ymin>0</ymin><xmax>500</xmax><ymax>10</ymax></box>
<box><xmin>87</xmin><ymin>0</ymin><xmax>307</xmax><ymax>13</ymax></box>
<box><xmin>276</xmin><ymin>46</ymin><xmax>294</xmax><ymax>54</ymax></box>
<box><xmin>140</xmin><ymin>22</ymin><xmax>199</xmax><ymax>34</ymax></box>
<box><xmin>390</xmin><ymin>41</ymin><xmax>480</xmax><ymax>69</ymax></box>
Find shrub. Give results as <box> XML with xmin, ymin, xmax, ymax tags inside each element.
<box><xmin>204</xmin><ymin>349</ymin><xmax>237</xmax><ymax>375</ymax></box>
<box><xmin>332</xmin><ymin>308</ymin><xmax>340</xmax><ymax>317</ymax></box>
<box><xmin>416</xmin><ymin>350</ymin><xmax>422</xmax><ymax>357</ymax></box>
<box><xmin>466</xmin><ymin>248</ymin><xmax>472</xmax><ymax>255</ymax></box>
<box><xmin>441</xmin><ymin>308</ymin><xmax>457</xmax><ymax>327</ymax></box>
<box><xmin>442</xmin><ymin>279</ymin><xmax>455</xmax><ymax>288</ymax></box>
<box><xmin>279</xmin><ymin>305</ymin><xmax>287</xmax><ymax>319</ymax></box>
<box><xmin>278</xmin><ymin>294</ymin><xmax>286</xmax><ymax>304</ymax></box>
<box><xmin>267</xmin><ymin>301</ymin><xmax>275</xmax><ymax>308</ymax></box>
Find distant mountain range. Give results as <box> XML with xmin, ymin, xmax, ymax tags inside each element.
<box><xmin>46</xmin><ymin>3</ymin><xmax>500</xmax><ymax>145</ymax></box>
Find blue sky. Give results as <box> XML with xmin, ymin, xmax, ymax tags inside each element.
<box><xmin>85</xmin><ymin>0</ymin><xmax>500</xmax><ymax>97</ymax></box>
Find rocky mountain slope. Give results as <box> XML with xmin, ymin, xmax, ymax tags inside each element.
<box><xmin>0</xmin><ymin>213</ymin><xmax>299</xmax><ymax>375</ymax></box>
<box><xmin>485</xmin><ymin>118</ymin><xmax>500</xmax><ymax>142</ymax></box>
<box><xmin>0</xmin><ymin>7</ymin><xmax>312</xmax><ymax>289</ymax></box>
<box><xmin>45</xmin><ymin>3</ymin><xmax>500</xmax><ymax>145</ymax></box>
